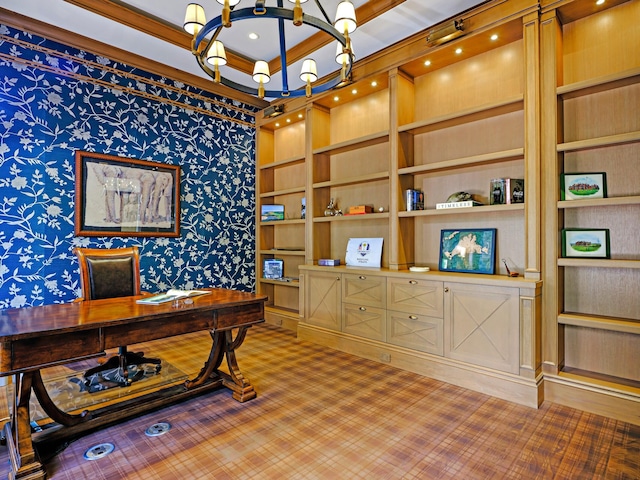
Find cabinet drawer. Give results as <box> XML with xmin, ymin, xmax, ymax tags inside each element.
<box><xmin>343</xmin><ymin>274</ymin><xmax>386</xmax><ymax>308</ymax></box>
<box><xmin>342</xmin><ymin>303</ymin><xmax>386</xmax><ymax>341</ymax></box>
<box><xmin>387</xmin><ymin>278</ymin><xmax>443</xmax><ymax>317</ymax></box>
<box><xmin>387</xmin><ymin>310</ymin><xmax>443</xmax><ymax>356</ymax></box>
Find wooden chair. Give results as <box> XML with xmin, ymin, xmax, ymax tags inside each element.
<box><xmin>73</xmin><ymin>246</ymin><xmax>161</xmax><ymax>387</ymax></box>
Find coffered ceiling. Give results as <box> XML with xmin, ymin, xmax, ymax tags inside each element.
<box><xmin>0</xmin><ymin>0</ymin><xmax>485</xmax><ymax>105</ymax></box>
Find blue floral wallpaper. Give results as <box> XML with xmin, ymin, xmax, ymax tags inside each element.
<box><xmin>0</xmin><ymin>25</ymin><xmax>259</xmax><ymax>308</ymax></box>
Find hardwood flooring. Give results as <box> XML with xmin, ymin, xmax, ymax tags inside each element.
<box><xmin>0</xmin><ymin>323</ymin><xmax>638</xmax><ymax>479</ymax></box>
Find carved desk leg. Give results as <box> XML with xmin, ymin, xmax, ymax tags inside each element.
<box><xmin>184</xmin><ymin>327</ymin><xmax>256</xmax><ymax>402</ymax></box>
<box><xmin>220</xmin><ymin>327</ymin><xmax>256</xmax><ymax>402</ymax></box>
<box><xmin>5</xmin><ymin>372</ymin><xmax>46</xmax><ymax>480</ymax></box>
<box><xmin>183</xmin><ymin>329</ymin><xmax>225</xmax><ymax>390</ymax></box>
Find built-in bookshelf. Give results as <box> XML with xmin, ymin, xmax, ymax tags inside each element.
<box><xmin>541</xmin><ymin>0</ymin><xmax>640</xmax><ymax>424</ymax></box>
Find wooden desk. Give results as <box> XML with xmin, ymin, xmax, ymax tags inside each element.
<box><xmin>0</xmin><ymin>288</ymin><xmax>266</xmax><ymax>480</ymax></box>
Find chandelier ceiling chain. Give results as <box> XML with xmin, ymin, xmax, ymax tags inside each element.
<box><xmin>184</xmin><ymin>1</ymin><xmax>357</xmax><ymax>99</ymax></box>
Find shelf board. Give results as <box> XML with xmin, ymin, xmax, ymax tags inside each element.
<box><xmin>558</xmin><ymin>195</ymin><xmax>640</xmax><ymax>209</ymax></box>
<box><xmin>557</xmin><ymin>368</ymin><xmax>640</xmax><ymax>395</ymax></box>
<box><xmin>313</xmin><ymin>171</ymin><xmax>390</xmax><ymax>189</ymax></box>
<box><xmin>313</xmin><ymin>212</ymin><xmax>390</xmax><ymax>222</ymax></box>
<box><xmin>260</xmin><ymin>219</ymin><xmax>305</xmax><ymax>226</ymax></box>
<box><xmin>557</xmin><ymin>67</ymin><xmax>640</xmax><ymax>99</ymax></box>
<box><xmin>557</xmin><ymin>258</ymin><xmax>640</xmax><ymax>269</ymax></box>
<box><xmin>265</xmin><ymin>305</ymin><xmax>299</xmax><ymax>316</ymax></box>
<box><xmin>259</xmin><ymin>154</ymin><xmax>305</xmax><ymax>170</ymax></box>
<box><xmin>312</xmin><ymin>130</ymin><xmax>389</xmax><ymax>155</ymax></box>
<box><xmin>398</xmin><ymin>148</ymin><xmax>524</xmax><ymax>175</ymax></box>
<box><xmin>398</xmin><ymin>96</ymin><xmax>524</xmax><ymax>135</ymax></box>
<box><xmin>557</xmin><ymin>130</ymin><xmax>640</xmax><ymax>153</ymax></box>
<box><xmin>260</xmin><ymin>186</ymin><xmax>305</xmax><ymax>198</ymax></box>
<box><xmin>260</xmin><ymin>249</ymin><xmax>305</xmax><ymax>256</ymax></box>
<box><xmin>398</xmin><ymin>203</ymin><xmax>524</xmax><ymax>217</ymax></box>
<box><xmin>559</xmin><ymin>312</ymin><xmax>640</xmax><ymax>335</ymax></box>
<box><xmin>260</xmin><ymin>278</ymin><xmax>300</xmax><ymax>288</ymax></box>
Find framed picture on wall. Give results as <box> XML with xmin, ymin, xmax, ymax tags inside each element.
<box><xmin>75</xmin><ymin>151</ymin><xmax>180</xmax><ymax>237</ymax></box>
<box><xmin>439</xmin><ymin>228</ymin><xmax>497</xmax><ymax>274</ymax></box>
<box><xmin>560</xmin><ymin>172</ymin><xmax>607</xmax><ymax>200</ymax></box>
<box><xmin>561</xmin><ymin>229</ymin><xmax>610</xmax><ymax>258</ymax></box>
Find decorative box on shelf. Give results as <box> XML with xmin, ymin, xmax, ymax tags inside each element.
<box><xmin>435</xmin><ymin>200</ymin><xmax>482</xmax><ymax>209</ymax></box>
<box><xmin>345</xmin><ymin>205</ymin><xmax>374</xmax><ymax>215</ymax></box>
<box><xmin>318</xmin><ymin>259</ymin><xmax>341</xmax><ymax>266</ymax></box>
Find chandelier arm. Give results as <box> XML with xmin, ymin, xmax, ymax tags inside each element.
<box><xmin>277</xmin><ymin>15</ymin><xmax>290</xmax><ymax>95</ymax></box>
<box><xmin>194</xmin><ymin>6</ymin><xmax>354</xmax><ymax>98</ymax></box>
<box><xmin>313</xmin><ymin>0</ymin><xmax>332</xmax><ymax>24</ymax></box>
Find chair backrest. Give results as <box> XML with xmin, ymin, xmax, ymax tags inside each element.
<box><xmin>73</xmin><ymin>246</ymin><xmax>141</xmax><ymax>300</ymax></box>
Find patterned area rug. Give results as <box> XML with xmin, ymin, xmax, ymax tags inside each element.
<box><xmin>21</xmin><ymin>360</ymin><xmax>187</xmax><ymax>424</ymax></box>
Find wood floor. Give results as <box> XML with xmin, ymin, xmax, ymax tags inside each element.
<box><xmin>1</xmin><ymin>323</ymin><xmax>638</xmax><ymax>479</ymax></box>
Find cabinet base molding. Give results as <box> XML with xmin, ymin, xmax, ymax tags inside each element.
<box><xmin>544</xmin><ymin>374</ymin><xmax>640</xmax><ymax>426</ymax></box>
<box><xmin>298</xmin><ymin>323</ymin><xmax>543</xmax><ymax>409</ymax></box>
<box><xmin>265</xmin><ymin>307</ymin><xmax>299</xmax><ymax>332</ymax></box>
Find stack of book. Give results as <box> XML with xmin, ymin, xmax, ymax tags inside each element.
<box><xmin>405</xmin><ymin>189</ymin><xmax>424</xmax><ymax>211</ymax></box>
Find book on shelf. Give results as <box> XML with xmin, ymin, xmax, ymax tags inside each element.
<box><xmin>435</xmin><ymin>200</ymin><xmax>483</xmax><ymax>209</ymax></box>
<box><xmin>318</xmin><ymin>258</ymin><xmax>341</xmax><ymax>266</ymax></box>
<box><xmin>136</xmin><ymin>289</ymin><xmax>211</xmax><ymax>305</ymax></box>
<box><xmin>405</xmin><ymin>189</ymin><xmax>424</xmax><ymax>211</ymax></box>
<box><xmin>490</xmin><ymin>178</ymin><xmax>524</xmax><ymax>205</ymax></box>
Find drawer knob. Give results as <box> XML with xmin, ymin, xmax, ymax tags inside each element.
<box><xmin>444</xmin><ymin>287</ymin><xmax>449</xmax><ymax>293</ymax></box>
<box><xmin>359</xmin><ymin>275</ymin><xmax>366</xmax><ymax>280</ymax></box>
<box><xmin>409</xmin><ymin>315</ymin><xmax>417</xmax><ymax>320</ymax></box>
<box><xmin>336</xmin><ymin>277</ymin><xmax>341</xmax><ymax>281</ymax></box>
<box><xmin>359</xmin><ymin>306</ymin><xmax>366</xmax><ymax>311</ymax></box>
<box><xmin>409</xmin><ymin>280</ymin><xmax>418</xmax><ymax>285</ymax></box>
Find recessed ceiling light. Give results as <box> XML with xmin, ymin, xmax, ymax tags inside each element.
<box><xmin>334</xmin><ymin>96</ymin><xmax>339</xmax><ymax>101</ymax></box>
<box><xmin>371</xmin><ymin>81</ymin><xmax>377</xmax><ymax>87</ymax></box>
<box><xmin>249</xmin><ymin>32</ymin><xmax>259</xmax><ymax>40</ymax></box>
<box><xmin>424</xmin><ymin>60</ymin><xmax>432</xmax><ymax>67</ymax></box>
<box><xmin>490</xmin><ymin>34</ymin><xmax>498</xmax><ymax>41</ymax></box>
<box><xmin>596</xmin><ymin>0</ymin><xmax>605</xmax><ymax>5</ymax></box>
<box><xmin>351</xmin><ymin>89</ymin><xmax>357</xmax><ymax>94</ymax></box>
<box><xmin>455</xmin><ymin>48</ymin><xmax>463</xmax><ymax>55</ymax></box>
<box><xmin>286</xmin><ymin>118</ymin><xmax>291</xmax><ymax>123</ymax></box>
<box><xmin>275</xmin><ymin>122</ymin><xmax>280</xmax><ymax>127</ymax></box>
<box><xmin>298</xmin><ymin>113</ymin><xmax>303</xmax><ymax>119</ymax></box>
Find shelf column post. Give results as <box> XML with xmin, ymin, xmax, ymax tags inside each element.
<box><xmin>539</xmin><ymin>9</ymin><xmax>564</xmax><ymax>376</ymax></box>
<box><xmin>523</xmin><ymin>10</ymin><xmax>542</xmax><ymax>280</ymax></box>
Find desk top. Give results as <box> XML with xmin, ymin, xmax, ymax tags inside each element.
<box><xmin>0</xmin><ymin>288</ymin><xmax>267</xmax><ymax>341</ymax></box>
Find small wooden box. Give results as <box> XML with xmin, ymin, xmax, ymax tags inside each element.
<box><xmin>347</xmin><ymin>205</ymin><xmax>374</xmax><ymax>215</ymax></box>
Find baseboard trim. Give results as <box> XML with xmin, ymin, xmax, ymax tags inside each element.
<box><xmin>298</xmin><ymin>323</ymin><xmax>543</xmax><ymax>409</ymax></box>
<box><xmin>544</xmin><ymin>374</ymin><xmax>640</xmax><ymax>425</ymax></box>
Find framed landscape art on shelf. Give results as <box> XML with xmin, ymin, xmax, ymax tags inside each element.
<box><xmin>439</xmin><ymin>228</ymin><xmax>497</xmax><ymax>275</ymax></box>
<box><xmin>561</xmin><ymin>229</ymin><xmax>610</xmax><ymax>258</ymax></box>
<box><xmin>75</xmin><ymin>151</ymin><xmax>180</xmax><ymax>237</ymax></box>
<box><xmin>560</xmin><ymin>172</ymin><xmax>607</xmax><ymax>200</ymax></box>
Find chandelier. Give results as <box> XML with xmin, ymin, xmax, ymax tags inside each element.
<box><xmin>183</xmin><ymin>1</ymin><xmax>357</xmax><ymax>99</ymax></box>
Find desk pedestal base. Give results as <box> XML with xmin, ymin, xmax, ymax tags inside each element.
<box><xmin>5</xmin><ymin>326</ymin><xmax>258</xmax><ymax>480</ymax></box>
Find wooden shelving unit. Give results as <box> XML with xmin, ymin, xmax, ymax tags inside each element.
<box><xmin>253</xmin><ymin>0</ymin><xmax>640</xmax><ymax>424</ymax></box>
<box><xmin>541</xmin><ymin>0</ymin><xmax>640</xmax><ymax>424</ymax></box>
<box><xmin>255</xmin><ymin>110</ymin><xmax>307</xmax><ymax>331</ymax></box>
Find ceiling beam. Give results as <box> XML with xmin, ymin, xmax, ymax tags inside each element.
<box><xmin>64</xmin><ymin>0</ymin><xmax>256</xmax><ymax>75</ymax></box>
<box><xmin>63</xmin><ymin>0</ymin><xmax>406</xmax><ymax>77</ymax></box>
<box><xmin>267</xmin><ymin>0</ymin><xmax>407</xmax><ymax>73</ymax></box>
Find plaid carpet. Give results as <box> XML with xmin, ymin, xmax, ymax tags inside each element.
<box><xmin>1</xmin><ymin>324</ymin><xmax>638</xmax><ymax>479</ymax></box>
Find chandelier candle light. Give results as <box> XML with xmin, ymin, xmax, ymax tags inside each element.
<box><xmin>183</xmin><ymin>0</ymin><xmax>357</xmax><ymax>99</ymax></box>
